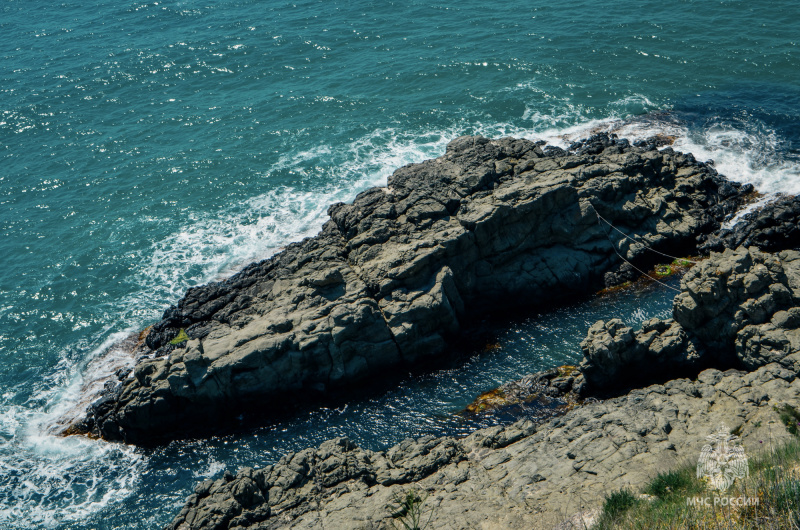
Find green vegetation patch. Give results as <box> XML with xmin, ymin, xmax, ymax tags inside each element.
<box><xmin>775</xmin><ymin>403</ymin><xmax>800</xmax><ymax>436</ymax></box>
<box><xmin>386</xmin><ymin>488</ymin><xmax>433</xmax><ymax>530</ymax></box>
<box><xmin>602</xmin><ymin>489</ymin><xmax>638</xmax><ymax>520</ymax></box>
<box><xmin>653</xmin><ymin>264</ymin><xmax>673</xmax><ymax>277</ymax></box>
<box><xmin>594</xmin><ymin>437</ymin><xmax>800</xmax><ymax>529</ymax></box>
<box><xmin>170</xmin><ymin>328</ymin><xmax>190</xmax><ymax>345</ymax></box>
<box><xmin>643</xmin><ymin>468</ymin><xmax>700</xmax><ymax>499</ymax></box>
<box><xmin>671</xmin><ymin>258</ymin><xmax>692</xmax><ymax>268</ymax></box>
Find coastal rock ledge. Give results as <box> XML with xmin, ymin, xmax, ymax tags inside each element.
<box><xmin>168</xmin><ymin>247</ymin><xmax>800</xmax><ymax>530</ymax></box>
<box><xmin>76</xmin><ymin>134</ymin><xmax>751</xmax><ymax>443</ymax></box>
<box><xmin>170</xmin><ymin>365</ymin><xmax>799</xmax><ymax>530</ymax></box>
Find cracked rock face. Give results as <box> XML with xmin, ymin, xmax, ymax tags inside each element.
<box><xmin>699</xmin><ymin>195</ymin><xmax>800</xmax><ymax>254</ymax></box>
<box><xmin>577</xmin><ymin>317</ymin><xmax>703</xmax><ymax>392</ymax></box>
<box><xmin>167</xmin><ymin>362</ymin><xmax>800</xmax><ymax>530</ymax></box>
<box><xmin>675</xmin><ymin>246</ymin><xmax>800</xmax><ymax>369</ymax></box>
<box><xmin>76</xmin><ymin>133</ymin><xmax>750</xmax><ymax>443</ymax></box>
<box><xmin>578</xmin><ymin>247</ymin><xmax>800</xmax><ymax>392</ymax></box>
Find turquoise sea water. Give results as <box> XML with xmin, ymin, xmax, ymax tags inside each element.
<box><xmin>1</xmin><ymin>0</ymin><xmax>799</xmax><ymax>527</ymax></box>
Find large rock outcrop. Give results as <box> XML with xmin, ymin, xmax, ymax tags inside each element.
<box><xmin>578</xmin><ymin>247</ymin><xmax>800</xmax><ymax>392</ymax></box>
<box><xmin>167</xmin><ymin>363</ymin><xmax>800</xmax><ymax>530</ymax></box>
<box><xmin>168</xmin><ymin>246</ymin><xmax>800</xmax><ymax>530</ymax></box>
<box><xmin>76</xmin><ymin>134</ymin><xmax>752</xmax><ymax>444</ymax></box>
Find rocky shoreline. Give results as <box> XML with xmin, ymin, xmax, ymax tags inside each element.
<box><xmin>170</xmin><ymin>365</ymin><xmax>800</xmax><ymax>530</ymax></box>
<box><xmin>74</xmin><ymin>133</ymin><xmax>759</xmax><ymax>444</ymax></box>
<box><xmin>62</xmin><ymin>133</ymin><xmax>800</xmax><ymax>528</ymax></box>
<box><xmin>168</xmin><ymin>246</ymin><xmax>800</xmax><ymax>530</ymax></box>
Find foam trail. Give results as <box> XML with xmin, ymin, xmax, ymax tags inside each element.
<box><xmin>521</xmin><ymin>110</ymin><xmax>800</xmax><ymax>197</ymax></box>
<box><xmin>44</xmin><ymin>329</ymin><xmax>139</xmax><ymax>435</ymax></box>
<box><xmin>0</xmin><ymin>324</ymin><xmax>146</xmax><ymax>528</ymax></box>
<box><xmin>0</xmin><ymin>403</ymin><xmax>142</xmax><ymax>528</ymax></box>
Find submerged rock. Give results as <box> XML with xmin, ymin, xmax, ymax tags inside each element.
<box><xmin>76</xmin><ymin>133</ymin><xmax>753</xmax><ymax>444</ymax></box>
<box><xmin>462</xmin><ymin>365</ymin><xmax>582</xmax><ymax>416</ymax></box>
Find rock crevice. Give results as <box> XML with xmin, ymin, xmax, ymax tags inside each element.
<box><xmin>168</xmin><ymin>245</ymin><xmax>800</xmax><ymax>530</ymax></box>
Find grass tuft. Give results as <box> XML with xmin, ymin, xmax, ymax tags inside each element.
<box><xmin>602</xmin><ymin>489</ymin><xmax>638</xmax><ymax>520</ymax></box>
<box><xmin>593</xmin><ymin>437</ymin><xmax>800</xmax><ymax>529</ymax></box>
<box><xmin>386</xmin><ymin>488</ymin><xmax>434</xmax><ymax>530</ymax></box>
<box><xmin>775</xmin><ymin>404</ymin><xmax>800</xmax><ymax>436</ymax></box>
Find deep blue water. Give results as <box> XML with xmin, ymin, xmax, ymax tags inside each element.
<box><xmin>1</xmin><ymin>0</ymin><xmax>798</xmax><ymax>527</ymax></box>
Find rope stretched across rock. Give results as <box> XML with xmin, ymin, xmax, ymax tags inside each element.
<box><xmin>588</xmin><ymin>201</ymin><xmax>694</xmax><ymax>293</ymax></box>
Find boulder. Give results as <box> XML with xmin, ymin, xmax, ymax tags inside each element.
<box><xmin>577</xmin><ymin>318</ymin><xmax>702</xmax><ymax>392</ymax></box>
<box><xmin>576</xmin><ymin>246</ymin><xmax>800</xmax><ymax>393</ymax></box>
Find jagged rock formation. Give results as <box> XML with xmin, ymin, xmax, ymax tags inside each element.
<box><xmin>167</xmin><ymin>363</ymin><xmax>800</xmax><ymax>530</ymax></box>
<box><xmin>577</xmin><ymin>317</ymin><xmax>702</xmax><ymax>392</ymax></box>
<box><xmin>578</xmin><ymin>247</ymin><xmax>800</xmax><ymax>392</ymax></box>
<box><xmin>75</xmin><ymin>134</ymin><xmax>752</xmax><ymax>444</ymax></box>
<box><xmin>699</xmin><ymin>195</ymin><xmax>800</xmax><ymax>253</ymax></box>
<box><xmin>676</xmin><ymin>247</ymin><xmax>800</xmax><ymax>369</ymax></box>
<box><xmin>168</xmin><ymin>246</ymin><xmax>800</xmax><ymax>530</ymax></box>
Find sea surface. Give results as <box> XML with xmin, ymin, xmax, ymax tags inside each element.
<box><xmin>1</xmin><ymin>0</ymin><xmax>799</xmax><ymax>527</ymax></box>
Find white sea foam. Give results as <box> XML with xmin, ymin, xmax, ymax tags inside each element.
<box><xmin>194</xmin><ymin>455</ymin><xmax>226</xmax><ymax>479</ymax></box>
<box><xmin>0</xmin><ymin>325</ymin><xmax>143</xmax><ymax>528</ymax></box>
<box><xmin>44</xmin><ymin>329</ymin><xmax>138</xmax><ymax>435</ymax></box>
<box><xmin>673</xmin><ymin>126</ymin><xmax>800</xmax><ymax>196</ymax></box>
<box><xmin>0</xmin><ymin>402</ymin><xmax>142</xmax><ymax>528</ymax></box>
<box><xmin>521</xmin><ymin>110</ymin><xmax>800</xmax><ymax>197</ymax></box>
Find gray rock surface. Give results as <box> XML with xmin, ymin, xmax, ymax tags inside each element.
<box><xmin>168</xmin><ymin>247</ymin><xmax>800</xmax><ymax>530</ymax></box>
<box><xmin>577</xmin><ymin>246</ymin><xmax>800</xmax><ymax>392</ymax></box>
<box><xmin>699</xmin><ymin>195</ymin><xmax>800</xmax><ymax>253</ymax></box>
<box><xmin>675</xmin><ymin>246</ymin><xmax>800</xmax><ymax>368</ymax></box>
<box><xmin>77</xmin><ymin>134</ymin><xmax>751</xmax><ymax>443</ymax></box>
<box><xmin>577</xmin><ymin>317</ymin><xmax>702</xmax><ymax>392</ymax></box>
<box><xmin>167</xmin><ymin>361</ymin><xmax>800</xmax><ymax>530</ymax></box>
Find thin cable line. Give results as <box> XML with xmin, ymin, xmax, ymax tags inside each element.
<box><xmin>589</xmin><ymin>202</ymin><xmax>684</xmax><ymax>293</ymax></box>
<box><xmin>588</xmin><ymin>202</ymin><xmax>701</xmax><ymax>264</ymax></box>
